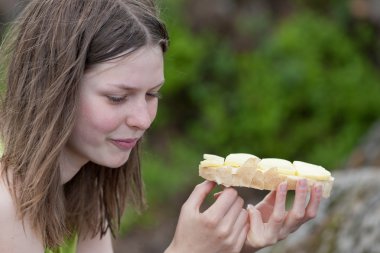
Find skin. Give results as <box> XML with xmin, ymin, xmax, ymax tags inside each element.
<box><xmin>166</xmin><ymin>180</ymin><xmax>322</xmax><ymax>253</ymax></box>
<box><xmin>63</xmin><ymin>45</ymin><xmax>165</xmax><ymax>252</ymax></box>
<box><xmin>0</xmin><ymin>45</ymin><xmax>164</xmax><ymax>253</ymax></box>
<box><xmin>0</xmin><ymin>45</ymin><xmax>322</xmax><ymax>253</ymax></box>
<box><xmin>166</xmin><ymin>181</ymin><xmax>249</xmax><ymax>253</ymax></box>
<box><xmin>0</xmin><ymin>175</ymin><xmax>45</xmax><ymax>253</ymax></box>
<box><xmin>60</xmin><ymin>46</ymin><xmax>165</xmax><ymax>184</ymax></box>
<box><xmin>245</xmin><ymin>180</ymin><xmax>322</xmax><ymax>251</ymax></box>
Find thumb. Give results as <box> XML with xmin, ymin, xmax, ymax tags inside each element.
<box><xmin>246</xmin><ymin>204</ymin><xmax>266</xmax><ymax>250</ymax></box>
<box><xmin>247</xmin><ymin>204</ymin><xmax>264</xmax><ymax>231</ymax></box>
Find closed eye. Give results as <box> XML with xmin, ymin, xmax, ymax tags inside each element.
<box><xmin>147</xmin><ymin>92</ymin><xmax>162</xmax><ymax>99</ymax></box>
<box><xmin>107</xmin><ymin>96</ymin><xmax>127</xmax><ymax>104</ymax></box>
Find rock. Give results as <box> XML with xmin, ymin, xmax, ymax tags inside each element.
<box><xmin>261</xmin><ymin>168</ymin><xmax>380</xmax><ymax>253</ymax></box>
<box><xmin>350</xmin><ymin>0</ymin><xmax>380</xmax><ymax>26</ymax></box>
<box><xmin>345</xmin><ymin>121</ymin><xmax>380</xmax><ymax>168</ymax></box>
<box><xmin>113</xmin><ymin>218</ymin><xmax>177</xmax><ymax>253</ymax></box>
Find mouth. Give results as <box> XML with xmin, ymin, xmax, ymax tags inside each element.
<box><xmin>110</xmin><ymin>138</ymin><xmax>139</xmax><ymax>150</ymax></box>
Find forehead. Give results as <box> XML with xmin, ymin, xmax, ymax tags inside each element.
<box><xmin>85</xmin><ymin>46</ymin><xmax>163</xmax><ymax>74</ymax></box>
<box><xmin>82</xmin><ymin>46</ymin><xmax>164</xmax><ymax>88</ymax></box>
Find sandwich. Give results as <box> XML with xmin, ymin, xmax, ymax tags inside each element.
<box><xmin>199</xmin><ymin>153</ymin><xmax>334</xmax><ymax>198</ymax></box>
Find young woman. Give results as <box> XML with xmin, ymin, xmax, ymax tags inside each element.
<box><xmin>0</xmin><ymin>0</ymin><xmax>323</xmax><ymax>252</ymax></box>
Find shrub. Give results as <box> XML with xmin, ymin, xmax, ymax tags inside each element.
<box><xmin>159</xmin><ymin>11</ymin><xmax>380</xmax><ymax>170</ymax></box>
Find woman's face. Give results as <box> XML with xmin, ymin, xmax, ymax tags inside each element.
<box><xmin>63</xmin><ymin>46</ymin><xmax>164</xmax><ymax>169</ymax></box>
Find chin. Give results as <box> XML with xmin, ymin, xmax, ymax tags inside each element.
<box><xmin>101</xmin><ymin>154</ymin><xmax>131</xmax><ymax>168</ymax></box>
<box><xmin>88</xmin><ymin>149</ymin><xmax>132</xmax><ymax>168</ymax></box>
<box><xmin>96</xmin><ymin>159</ymin><xmax>126</xmax><ymax>168</ymax></box>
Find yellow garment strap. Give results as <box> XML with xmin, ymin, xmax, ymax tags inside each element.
<box><xmin>45</xmin><ymin>234</ymin><xmax>78</xmax><ymax>253</ymax></box>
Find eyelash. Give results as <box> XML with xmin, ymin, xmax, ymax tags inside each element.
<box><xmin>147</xmin><ymin>92</ymin><xmax>162</xmax><ymax>99</ymax></box>
<box><xmin>108</xmin><ymin>96</ymin><xmax>126</xmax><ymax>103</ymax></box>
<box><xmin>107</xmin><ymin>92</ymin><xmax>162</xmax><ymax>104</ymax></box>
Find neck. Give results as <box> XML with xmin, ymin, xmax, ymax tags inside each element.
<box><xmin>59</xmin><ymin>148</ymin><xmax>88</xmax><ymax>184</ymax></box>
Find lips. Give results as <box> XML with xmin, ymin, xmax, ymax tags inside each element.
<box><xmin>110</xmin><ymin>138</ymin><xmax>138</xmax><ymax>150</ymax></box>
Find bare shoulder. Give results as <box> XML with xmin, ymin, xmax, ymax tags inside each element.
<box><xmin>0</xmin><ymin>172</ymin><xmax>44</xmax><ymax>253</ymax></box>
<box><xmin>77</xmin><ymin>230</ymin><xmax>114</xmax><ymax>253</ymax></box>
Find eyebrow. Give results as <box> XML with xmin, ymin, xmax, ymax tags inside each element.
<box><xmin>109</xmin><ymin>80</ymin><xmax>165</xmax><ymax>90</ymax></box>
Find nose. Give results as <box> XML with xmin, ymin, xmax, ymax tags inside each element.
<box><xmin>125</xmin><ymin>99</ymin><xmax>154</xmax><ymax>130</ymax></box>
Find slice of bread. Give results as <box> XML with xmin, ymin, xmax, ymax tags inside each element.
<box><xmin>199</xmin><ymin>153</ymin><xmax>334</xmax><ymax>198</ymax></box>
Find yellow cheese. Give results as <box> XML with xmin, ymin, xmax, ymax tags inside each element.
<box><xmin>200</xmin><ymin>153</ymin><xmax>332</xmax><ymax>180</ymax></box>
<box><xmin>200</xmin><ymin>154</ymin><xmax>225</xmax><ymax>167</ymax></box>
<box><xmin>203</xmin><ymin>154</ymin><xmax>224</xmax><ymax>161</ymax></box>
<box><xmin>257</xmin><ymin>158</ymin><xmax>296</xmax><ymax>175</ymax></box>
<box><xmin>293</xmin><ymin>161</ymin><xmax>331</xmax><ymax>180</ymax></box>
<box><xmin>224</xmin><ymin>153</ymin><xmax>258</xmax><ymax>167</ymax></box>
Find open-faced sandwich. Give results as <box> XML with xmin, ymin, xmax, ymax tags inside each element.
<box><xmin>199</xmin><ymin>153</ymin><xmax>334</xmax><ymax>198</ymax></box>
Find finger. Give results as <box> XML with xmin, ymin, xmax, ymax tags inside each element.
<box><xmin>282</xmin><ymin>179</ymin><xmax>308</xmax><ymax>233</ymax></box>
<box><xmin>185</xmin><ymin>180</ymin><xmax>216</xmax><ymax>211</ymax></box>
<box><xmin>290</xmin><ymin>179</ymin><xmax>308</xmax><ymax>219</ymax></box>
<box><xmin>294</xmin><ymin>179</ymin><xmax>308</xmax><ymax>208</ymax></box>
<box><xmin>234</xmin><ymin>222</ymin><xmax>249</xmax><ymax>252</ymax></box>
<box><xmin>246</xmin><ymin>204</ymin><xmax>265</xmax><ymax>248</ymax></box>
<box><xmin>267</xmin><ymin>182</ymin><xmax>288</xmax><ymax>234</ymax></box>
<box><xmin>213</xmin><ymin>185</ymin><xmax>228</xmax><ymax>199</ymax></box>
<box><xmin>256</xmin><ymin>190</ymin><xmax>276</xmax><ymax>211</ymax></box>
<box><xmin>235</xmin><ymin>209</ymin><xmax>249</xmax><ymax>236</ymax></box>
<box><xmin>304</xmin><ymin>184</ymin><xmax>322</xmax><ymax>221</ymax></box>
<box><xmin>221</xmin><ymin>199</ymin><xmax>247</xmax><ymax>240</ymax></box>
<box><xmin>213</xmin><ymin>191</ymin><xmax>222</xmax><ymax>199</ymax></box>
<box><xmin>247</xmin><ymin>204</ymin><xmax>264</xmax><ymax>230</ymax></box>
<box><xmin>204</xmin><ymin>187</ymin><xmax>239</xmax><ymax>220</ymax></box>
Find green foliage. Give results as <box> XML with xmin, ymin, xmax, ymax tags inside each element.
<box><xmin>157</xmin><ymin>11</ymin><xmax>380</xmax><ymax>170</ymax></box>
<box><xmin>119</xmin><ymin>139</ymin><xmax>201</xmax><ymax>234</ymax></box>
<box><xmin>232</xmin><ymin>12</ymin><xmax>380</xmax><ymax>168</ymax></box>
<box><xmin>155</xmin><ymin>20</ymin><xmax>210</xmax><ymax>129</ymax></box>
<box><xmin>121</xmin><ymin>11</ymin><xmax>380</xmax><ymax>234</ymax></box>
<box><xmin>2</xmin><ymin>0</ymin><xmax>377</xmax><ymax>235</ymax></box>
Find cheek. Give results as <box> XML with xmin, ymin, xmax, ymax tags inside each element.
<box><xmin>77</xmin><ymin>98</ymin><xmax>122</xmax><ymax>134</ymax></box>
<box><xmin>149</xmin><ymin>100</ymin><xmax>159</xmax><ymax>122</ymax></box>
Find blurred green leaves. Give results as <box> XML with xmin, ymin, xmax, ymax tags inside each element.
<box><xmin>156</xmin><ymin>11</ymin><xmax>380</xmax><ymax>170</ymax></box>
<box><xmin>1</xmin><ymin>0</ymin><xmax>379</xmax><ymax>234</ymax></box>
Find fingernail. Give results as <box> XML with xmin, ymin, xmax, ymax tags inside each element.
<box><xmin>280</xmin><ymin>182</ymin><xmax>288</xmax><ymax>192</ymax></box>
<box><xmin>213</xmin><ymin>192</ymin><xmax>222</xmax><ymax>199</ymax></box>
<box><xmin>247</xmin><ymin>204</ymin><xmax>254</xmax><ymax>210</ymax></box>
<box><xmin>316</xmin><ymin>185</ymin><xmax>323</xmax><ymax>196</ymax></box>
<box><xmin>299</xmin><ymin>179</ymin><xmax>307</xmax><ymax>189</ymax></box>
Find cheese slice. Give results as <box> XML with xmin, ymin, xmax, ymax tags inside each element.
<box><xmin>293</xmin><ymin>161</ymin><xmax>331</xmax><ymax>180</ymax></box>
<box><xmin>257</xmin><ymin>158</ymin><xmax>296</xmax><ymax>176</ymax></box>
<box><xmin>224</xmin><ymin>153</ymin><xmax>258</xmax><ymax>167</ymax></box>
<box><xmin>200</xmin><ymin>154</ymin><xmax>225</xmax><ymax>167</ymax></box>
<box><xmin>199</xmin><ymin>153</ymin><xmax>334</xmax><ymax>198</ymax></box>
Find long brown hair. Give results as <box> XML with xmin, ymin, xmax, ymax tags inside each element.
<box><xmin>0</xmin><ymin>0</ymin><xmax>168</xmax><ymax>248</ymax></box>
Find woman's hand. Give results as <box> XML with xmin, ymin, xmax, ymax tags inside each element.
<box><xmin>166</xmin><ymin>181</ymin><xmax>249</xmax><ymax>253</ymax></box>
<box><xmin>245</xmin><ymin>179</ymin><xmax>322</xmax><ymax>251</ymax></box>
